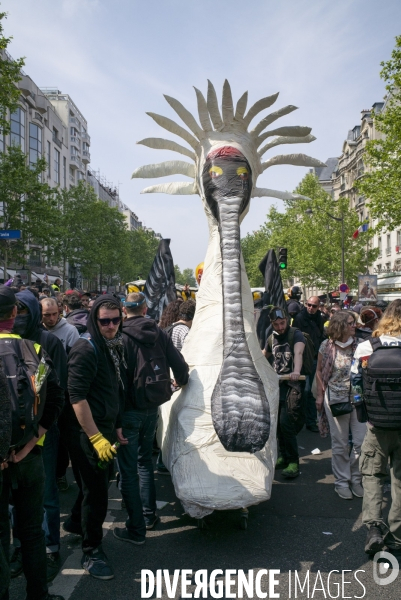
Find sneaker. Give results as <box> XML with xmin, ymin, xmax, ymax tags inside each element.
<box><xmin>275</xmin><ymin>456</ymin><xmax>288</xmax><ymax>470</ymax></box>
<box><xmin>81</xmin><ymin>546</ymin><xmax>114</xmax><ymax>580</ymax></box>
<box><xmin>335</xmin><ymin>486</ymin><xmax>353</xmax><ymax>500</ymax></box>
<box><xmin>10</xmin><ymin>546</ymin><xmax>23</xmax><ymax>578</ymax></box>
<box><xmin>306</xmin><ymin>424</ymin><xmax>319</xmax><ymax>433</ymax></box>
<box><xmin>145</xmin><ymin>515</ymin><xmax>160</xmax><ymax>530</ymax></box>
<box><xmin>156</xmin><ymin>464</ymin><xmax>170</xmax><ymax>475</ymax></box>
<box><xmin>47</xmin><ymin>551</ymin><xmax>61</xmax><ymax>582</ymax></box>
<box><xmin>56</xmin><ymin>475</ymin><xmax>69</xmax><ymax>492</ymax></box>
<box><xmin>282</xmin><ymin>463</ymin><xmax>300</xmax><ymax>478</ymax></box>
<box><xmin>365</xmin><ymin>525</ymin><xmax>384</xmax><ymax>555</ymax></box>
<box><xmin>351</xmin><ymin>483</ymin><xmax>364</xmax><ymax>498</ymax></box>
<box><xmin>63</xmin><ymin>517</ymin><xmax>83</xmax><ymax>536</ymax></box>
<box><xmin>113</xmin><ymin>526</ymin><xmax>145</xmax><ymax>545</ymax></box>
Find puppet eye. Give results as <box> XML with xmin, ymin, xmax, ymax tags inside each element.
<box><xmin>209</xmin><ymin>166</ymin><xmax>223</xmax><ymax>178</ymax></box>
<box><xmin>237</xmin><ymin>166</ymin><xmax>249</xmax><ymax>180</ymax></box>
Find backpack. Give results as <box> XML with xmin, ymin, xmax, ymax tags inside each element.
<box><xmin>362</xmin><ymin>337</ymin><xmax>401</xmax><ymax>429</ymax></box>
<box><xmin>132</xmin><ymin>336</ymin><xmax>173</xmax><ymax>409</ymax></box>
<box><xmin>0</xmin><ymin>334</ymin><xmax>51</xmax><ymax>452</ymax></box>
<box><xmin>268</xmin><ymin>327</ymin><xmax>315</xmax><ymax>375</ymax></box>
<box><xmin>163</xmin><ymin>322</ymin><xmax>182</xmax><ymax>338</ymax></box>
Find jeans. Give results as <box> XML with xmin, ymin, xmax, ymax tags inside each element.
<box><xmin>42</xmin><ymin>422</ymin><xmax>60</xmax><ymax>552</ymax></box>
<box><xmin>118</xmin><ymin>410</ymin><xmax>158</xmax><ymax>539</ymax></box>
<box><xmin>0</xmin><ymin>450</ymin><xmax>48</xmax><ymax>600</ymax></box>
<box><xmin>277</xmin><ymin>384</ymin><xmax>299</xmax><ymax>464</ymax></box>
<box><xmin>68</xmin><ymin>429</ymin><xmax>113</xmax><ymax>551</ymax></box>
<box><xmin>305</xmin><ymin>359</ymin><xmax>318</xmax><ymax>427</ymax></box>
<box><xmin>360</xmin><ymin>425</ymin><xmax>401</xmax><ymax>549</ymax></box>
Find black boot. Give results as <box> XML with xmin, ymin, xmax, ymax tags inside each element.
<box><xmin>365</xmin><ymin>525</ymin><xmax>384</xmax><ymax>555</ymax></box>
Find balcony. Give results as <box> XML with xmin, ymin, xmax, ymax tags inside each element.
<box><xmin>69</xmin><ymin>174</ymin><xmax>75</xmax><ymax>183</ymax></box>
<box><xmin>81</xmin><ymin>132</ymin><xmax>90</xmax><ymax>144</ymax></box>
<box><xmin>70</xmin><ymin>136</ymin><xmax>80</xmax><ymax>148</ymax></box>
<box><xmin>52</xmin><ymin>134</ymin><xmax>62</xmax><ymax>148</ymax></box>
<box><xmin>69</xmin><ymin>116</ymin><xmax>80</xmax><ymax>128</ymax></box>
<box><xmin>28</xmin><ymin>258</ymin><xmax>46</xmax><ymax>268</ymax></box>
<box><xmin>82</xmin><ymin>150</ymin><xmax>91</xmax><ymax>163</ymax></box>
<box><xmin>70</xmin><ymin>155</ymin><xmax>83</xmax><ymax>170</ymax></box>
<box><xmin>340</xmin><ymin>183</ymin><xmax>346</xmax><ymax>191</ymax></box>
<box><xmin>386</xmin><ymin>247</ymin><xmax>392</xmax><ymax>256</ymax></box>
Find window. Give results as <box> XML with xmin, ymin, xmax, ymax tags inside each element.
<box><xmin>10</xmin><ymin>107</ymin><xmax>25</xmax><ymax>151</ymax></box>
<box><xmin>47</xmin><ymin>141</ymin><xmax>51</xmax><ymax>177</ymax></box>
<box><xmin>397</xmin><ymin>231</ymin><xmax>401</xmax><ymax>247</ymax></box>
<box><xmin>63</xmin><ymin>156</ymin><xmax>67</xmax><ymax>188</ymax></box>
<box><xmin>387</xmin><ymin>234</ymin><xmax>391</xmax><ymax>252</ymax></box>
<box><xmin>54</xmin><ymin>148</ymin><xmax>60</xmax><ymax>184</ymax></box>
<box><xmin>29</xmin><ymin>123</ymin><xmax>42</xmax><ymax>168</ymax></box>
<box><xmin>378</xmin><ymin>236</ymin><xmax>382</xmax><ymax>257</ymax></box>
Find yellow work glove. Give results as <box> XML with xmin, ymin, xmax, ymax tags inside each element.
<box><xmin>89</xmin><ymin>433</ymin><xmax>117</xmax><ymax>462</ymax></box>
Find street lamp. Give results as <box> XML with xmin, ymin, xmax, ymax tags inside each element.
<box><xmin>305</xmin><ymin>207</ymin><xmax>345</xmax><ymax>284</ymax></box>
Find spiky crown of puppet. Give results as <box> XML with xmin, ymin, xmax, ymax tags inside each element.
<box><xmin>132</xmin><ymin>79</ymin><xmax>326</xmax><ymax>202</ymax></box>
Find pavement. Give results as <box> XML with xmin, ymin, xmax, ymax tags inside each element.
<box><xmin>9</xmin><ymin>427</ymin><xmax>401</xmax><ymax>599</ymax></box>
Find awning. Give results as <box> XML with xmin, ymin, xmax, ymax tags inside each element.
<box><xmin>31</xmin><ymin>272</ymin><xmax>63</xmax><ymax>285</ymax></box>
<box><xmin>377</xmin><ymin>276</ymin><xmax>401</xmax><ymax>294</ymax></box>
<box><xmin>0</xmin><ymin>268</ymin><xmax>16</xmax><ymax>279</ymax></box>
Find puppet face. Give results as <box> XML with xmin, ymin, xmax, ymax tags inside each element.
<box><xmin>202</xmin><ymin>147</ymin><xmax>253</xmax><ymax>221</ymax></box>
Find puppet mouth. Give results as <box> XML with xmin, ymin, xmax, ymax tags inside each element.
<box><xmin>210</xmin><ymin>194</ymin><xmax>271</xmax><ymax>453</ymax></box>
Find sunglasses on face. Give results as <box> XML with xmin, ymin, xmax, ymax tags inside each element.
<box><xmin>307</xmin><ymin>303</ymin><xmax>319</xmax><ymax>308</ymax></box>
<box><xmin>97</xmin><ymin>317</ymin><xmax>121</xmax><ymax>326</ymax></box>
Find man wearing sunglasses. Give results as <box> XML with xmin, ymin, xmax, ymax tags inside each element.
<box><xmin>264</xmin><ymin>306</ymin><xmax>306</xmax><ymax>479</ymax></box>
<box><xmin>67</xmin><ymin>295</ymin><xmax>126</xmax><ymax>581</ymax></box>
<box><xmin>293</xmin><ymin>296</ymin><xmax>326</xmax><ymax>433</ymax></box>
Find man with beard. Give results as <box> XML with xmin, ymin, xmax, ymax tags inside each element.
<box><xmin>264</xmin><ymin>306</ymin><xmax>305</xmax><ymax>479</ymax></box>
<box><xmin>67</xmin><ymin>295</ymin><xmax>126</xmax><ymax>581</ymax></box>
<box><xmin>41</xmin><ymin>297</ymin><xmax>79</xmax><ymax>353</ymax></box>
<box><xmin>293</xmin><ymin>296</ymin><xmax>326</xmax><ymax>432</ymax></box>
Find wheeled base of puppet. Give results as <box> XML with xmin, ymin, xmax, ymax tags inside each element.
<box><xmin>196</xmin><ymin>507</ymin><xmax>249</xmax><ymax>530</ymax></box>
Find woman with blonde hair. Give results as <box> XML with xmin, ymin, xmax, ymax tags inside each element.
<box><xmin>351</xmin><ymin>299</ymin><xmax>401</xmax><ymax>557</ymax></box>
<box><xmin>316</xmin><ymin>311</ymin><xmax>366</xmax><ymax>500</ymax></box>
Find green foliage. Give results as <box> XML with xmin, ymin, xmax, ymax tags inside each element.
<box><xmin>357</xmin><ymin>35</ymin><xmax>401</xmax><ymax>229</ymax></box>
<box><xmin>242</xmin><ymin>173</ymin><xmax>378</xmax><ymax>290</ymax></box>
<box><xmin>174</xmin><ymin>265</ymin><xmax>196</xmax><ymax>286</ymax></box>
<box><xmin>0</xmin><ymin>145</ymin><xmax>57</xmax><ymax>267</ymax></box>
<box><xmin>0</xmin><ymin>11</ymin><xmax>25</xmax><ymax>136</ymax></box>
<box><xmin>128</xmin><ymin>227</ymin><xmax>160</xmax><ymax>281</ymax></box>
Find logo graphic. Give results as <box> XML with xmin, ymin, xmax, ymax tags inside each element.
<box><xmin>373</xmin><ymin>551</ymin><xmax>399</xmax><ymax>586</ymax></box>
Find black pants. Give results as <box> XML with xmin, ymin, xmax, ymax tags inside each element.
<box><xmin>0</xmin><ymin>449</ymin><xmax>48</xmax><ymax>600</ymax></box>
<box><xmin>277</xmin><ymin>383</ymin><xmax>301</xmax><ymax>464</ymax></box>
<box><xmin>68</xmin><ymin>429</ymin><xmax>113</xmax><ymax>551</ymax></box>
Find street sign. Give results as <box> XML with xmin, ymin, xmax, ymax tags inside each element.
<box><xmin>0</xmin><ymin>229</ymin><xmax>21</xmax><ymax>239</ymax></box>
<box><xmin>340</xmin><ymin>292</ymin><xmax>347</xmax><ymax>301</ymax></box>
<box><xmin>339</xmin><ymin>283</ymin><xmax>349</xmax><ymax>293</ymax></box>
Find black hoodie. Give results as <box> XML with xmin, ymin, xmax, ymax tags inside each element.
<box><xmin>67</xmin><ymin>294</ymin><xmax>124</xmax><ymax>436</ymax></box>
<box><xmin>123</xmin><ymin>315</ymin><xmax>189</xmax><ymax>411</ymax></box>
<box><xmin>292</xmin><ymin>307</ymin><xmax>325</xmax><ymax>356</ymax></box>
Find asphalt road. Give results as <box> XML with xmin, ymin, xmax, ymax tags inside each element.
<box><xmin>9</xmin><ymin>428</ymin><xmax>401</xmax><ymax>600</ymax></box>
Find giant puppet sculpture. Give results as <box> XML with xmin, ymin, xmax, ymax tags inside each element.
<box><xmin>132</xmin><ymin>80</ymin><xmax>325</xmax><ymax>518</ymax></box>
<box><xmin>144</xmin><ymin>238</ymin><xmax>176</xmax><ymax>321</ymax></box>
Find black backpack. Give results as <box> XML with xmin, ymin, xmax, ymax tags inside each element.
<box><xmin>363</xmin><ymin>337</ymin><xmax>401</xmax><ymax>429</ymax></box>
<box><xmin>268</xmin><ymin>327</ymin><xmax>315</xmax><ymax>375</ymax></box>
<box><xmin>0</xmin><ymin>334</ymin><xmax>51</xmax><ymax>452</ymax></box>
<box><xmin>163</xmin><ymin>322</ymin><xmax>183</xmax><ymax>338</ymax></box>
<box><xmin>131</xmin><ymin>336</ymin><xmax>173</xmax><ymax>409</ymax></box>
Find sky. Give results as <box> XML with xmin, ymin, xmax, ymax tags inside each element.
<box><xmin>1</xmin><ymin>0</ymin><xmax>400</xmax><ymax>271</ymax></box>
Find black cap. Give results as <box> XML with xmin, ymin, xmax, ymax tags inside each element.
<box><xmin>0</xmin><ymin>285</ymin><xmax>16</xmax><ymax>309</ymax></box>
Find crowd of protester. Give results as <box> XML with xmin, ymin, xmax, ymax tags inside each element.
<box><xmin>1</xmin><ymin>275</ymin><xmax>401</xmax><ymax>599</ymax></box>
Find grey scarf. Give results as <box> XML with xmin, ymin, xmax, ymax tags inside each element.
<box><xmin>103</xmin><ymin>332</ymin><xmax>127</xmax><ymax>384</ymax></box>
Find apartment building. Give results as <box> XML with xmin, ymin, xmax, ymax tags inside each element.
<box><xmin>40</xmin><ymin>88</ymin><xmax>90</xmax><ymax>187</ymax></box>
<box><xmin>328</xmin><ymin>99</ymin><xmax>401</xmax><ymax>301</ymax></box>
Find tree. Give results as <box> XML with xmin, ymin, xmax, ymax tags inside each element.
<box><xmin>127</xmin><ymin>228</ymin><xmax>160</xmax><ymax>281</ymax></box>
<box><xmin>174</xmin><ymin>265</ymin><xmax>196</xmax><ymax>286</ymax></box>
<box><xmin>0</xmin><ymin>11</ymin><xmax>25</xmax><ymax>137</ymax></box>
<box><xmin>241</xmin><ymin>226</ymin><xmax>271</xmax><ymax>287</ymax></box>
<box><xmin>242</xmin><ymin>173</ymin><xmax>378</xmax><ymax>292</ymax></box>
<box><xmin>357</xmin><ymin>36</ymin><xmax>401</xmax><ymax>229</ymax></box>
<box><xmin>0</xmin><ymin>145</ymin><xmax>57</xmax><ymax>278</ymax></box>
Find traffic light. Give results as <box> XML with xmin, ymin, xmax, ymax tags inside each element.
<box><xmin>278</xmin><ymin>247</ymin><xmax>287</xmax><ymax>270</ymax></box>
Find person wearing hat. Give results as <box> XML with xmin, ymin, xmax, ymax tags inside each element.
<box><xmin>0</xmin><ymin>285</ymin><xmax>65</xmax><ymax>600</ymax></box>
<box><xmin>66</xmin><ymin>295</ymin><xmax>126</xmax><ymax>581</ymax></box>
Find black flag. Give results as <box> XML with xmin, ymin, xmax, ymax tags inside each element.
<box><xmin>144</xmin><ymin>239</ymin><xmax>176</xmax><ymax>321</ymax></box>
<box><xmin>258</xmin><ymin>249</ymin><xmax>286</xmax><ymax>311</ymax></box>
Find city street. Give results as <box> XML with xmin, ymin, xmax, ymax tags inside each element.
<box><xmin>9</xmin><ymin>428</ymin><xmax>401</xmax><ymax>600</ymax></box>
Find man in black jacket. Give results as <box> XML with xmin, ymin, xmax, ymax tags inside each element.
<box><xmin>67</xmin><ymin>295</ymin><xmax>125</xmax><ymax>581</ymax></box>
<box><xmin>113</xmin><ymin>292</ymin><xmax>189</xmax><ymax>545</ymax></box>
<box><xmin>293</xmin><ymin>296</ymin><xmax>326</xmax><ymax>432</ymax></box>
<box><xmin>0</xmin><ymin>285</ymin><xmax>65</xmax><ymax>600</ymax></box>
